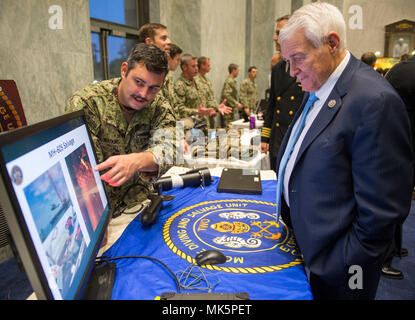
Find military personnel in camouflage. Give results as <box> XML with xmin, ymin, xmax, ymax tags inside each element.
<box><xmin>174</xmin><ymin>54</ymin><xmax>214</xmax><ymax>123</ymax></box>
<box><xmin>138</xmin><ymin>25</ymin><xmax>193</xmax><ymax>156</ymax></box>
<box><xmin>138</xmin><ymin>25</ymin><xmax>190</xmax><ymax>157</ymax></box>
<box><xmin>65</xmin><ymin>44</ymin><xmax>176</xmax><ymax>213</ymax></box>
<box><xmin>138</xmin><ymin>23</ymin><xmax>176</xmax><ymax>117</ymax></box>
<box><xmin>161</xmin><ymin>43</ymin><xmax>182</xmax><ymax>117</ymax></box>
<box><xmin>220</xmin><ymin>64</ymin><xmax>242</xmax><ymax>128</ymax></box>
<box><xmin>239</xmin><ymin>66</ymin><xmax>258</xmax><ymax>119</ymax></box>
<box><xmin>195</xmin><ymin>57</ymin><xmax>232</xmax><ymax>128</ymax></box>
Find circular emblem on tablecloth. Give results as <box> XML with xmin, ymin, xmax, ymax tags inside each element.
<box><xmin>163</xmin><ymin>199</ymin><xmax>303</xmax><ymax>274</ymax></box>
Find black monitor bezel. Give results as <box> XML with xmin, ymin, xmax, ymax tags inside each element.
<box><xmin>0</xmin><ymin>110</ymin><xmax>112</xmax><ymax>300</ymax></box>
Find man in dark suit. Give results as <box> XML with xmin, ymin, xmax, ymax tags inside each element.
<box><xmin>261</xmin><ymin>15</ymin><xmax>304</xmax><ymax>171</ymax></box>
<box><xmin>386</xmin><ymin>54</ymin><xmax>415</xmax><ymax>185</ymax></box>
<box><xmin>381</xmin><ymin>53</ymin><xmax>415</xmax><ymax>279</ymax></box>
<box><xmin>277</xmin><ymin>2</ymin><xmax>413</xmax><ymax>299</ymax></box>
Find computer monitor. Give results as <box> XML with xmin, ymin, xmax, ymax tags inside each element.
<box><xmin>0</xmin><ymin>110</ymin><xmax>112</xmax><ymax>300</ymax></box>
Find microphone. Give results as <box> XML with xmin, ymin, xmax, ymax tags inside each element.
<box><xmin>154</xmin><ymin>167</ymin><xmax>212</xmax><ymax>192</ymax></box>
<box><xmin>140</xmin><ymin>168</ymin><xmax>211</xmax><ymax>227</ymax></box>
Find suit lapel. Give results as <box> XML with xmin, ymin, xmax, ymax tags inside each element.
<box><xmin>293</xmin><ymin>90</ymin><xmax>343</xmax><ymax>168</ymax></box>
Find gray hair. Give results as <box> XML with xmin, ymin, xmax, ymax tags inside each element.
<box><xmin>180</xmin><ymin>53</ymin><xmax>196</xmax><ymax>69</ymax></box>
<box><xmin>278</xmin><ymin>2</ymin><xmax>347</xmax><ymax>51</ymax></box>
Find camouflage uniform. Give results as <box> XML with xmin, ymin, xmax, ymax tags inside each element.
<box><xmin>159</xmin><ymin>73</ymin><xmax>189</xmax><ymax>167</ymax></box>
<box><xmin>174</xmin><ymin>75</ymin><xmax>203</xmax><ymax>120</ymax></box>
<box><xmin>65</xmin><ymin>78</ymin><xmax>176</xmax><ymax>212</ymax></box>
<box><xmin>220</xmin><ymin>76</ymin><xmax>239</xmax><ymax>128</ymax></box>
<box><xmin>194</xmin><ymin>73</ymin><xmax>218</xmax><ymax>129</ymax></box>
<box><xmin>239</xmin><ymin>78</ymin><xmax>257</xmax><ymax>112</ymax></box>
<box><xmin>161</xmin><ymin>72</ymin><xmax>180</xmax><ymax>120</ymax></box>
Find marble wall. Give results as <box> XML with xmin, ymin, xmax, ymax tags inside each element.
<box><xmin>0</xmin><ymin>0</ymin><xmax>93</xmax><ymax>125</ymax></box>
<box><xmin>200</xmin><ymin>0</ymin><xmax>247</xmax><ymax>101</ymax></box>
<box><xmin>249</xmin><ymin>0</ymin><xmax>280</xmax><ymax>98</ymax></box>
<box><xmin>160</xmin><ymin>0</ymin><xmax>202</xmax><ymax>57</ymax></box>
<box><xmin>344</xmin><ymin>0</ymin><xmax>415</xmax><ymax>58</ymax></box>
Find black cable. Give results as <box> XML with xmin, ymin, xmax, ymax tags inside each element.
<box><xmin>112</xmin><ymin>182</ymin><xmax>152</xmax><ymax>218</ymax></box>
<box><xmin>96</xmin><ymin>255</ymin><xmax>181</xmax><ymax>293</ymax></box>
<box><xmin>176</xmin><ymin>265</ymin><xmax>220</xmax><ymax>293</ymax></box>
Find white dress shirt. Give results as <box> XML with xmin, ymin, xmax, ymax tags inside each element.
<box><xmin>282</xmin><ymin>50</ymin><xmax>351</xmax><ymax>206</ymax></box>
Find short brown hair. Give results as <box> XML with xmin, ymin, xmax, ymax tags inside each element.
<box><xmin>228</xmin><ymin>63</ymin><xmax>238</xmax><ymax>74</ymax></box>
<box><xmin>197</xmin><ymin>56</ymin><xmax>209</xmax><ymax>68</ymax></box>
<box><xmin>169</xmin><ymin>43</ymin><xmax>183</xmax><ymax>59</ymax></box>
<box><xmin>126</xmin><ymin>43</ymin><xmax>168</xmax><ymax>77</ymax></box>
<box><xmin>138</xmin><ymin>23</ymin><xmax>167</xmax><ymax>43</ymax></box>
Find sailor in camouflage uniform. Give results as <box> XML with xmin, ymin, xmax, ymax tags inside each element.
<box><xmin>220</xmin><ymin>64</ymin><xmax>242</xmax><ymax>128</ymax></box>
<box><xmin>239</xmin><ymin>66</ymin><xmax>258</xmax><ymax>119</ymax></box>
<box><xmin>195</xmin><ymin>57</ymin><xmax>232</xmax><ymax>129</ymax></box>
<box><xmin>65</xmin><ymin>44</ymin><xmax>176</xmax><ymax>213</ymax></box>
<box><xmin>137</xmin><ymin>25</ymin><xmax>191</xmax><ymax>159</ymax></box>
<box><xmin>138</xmin><ymin>23</ymin><xmax>179</xmax><ymax>119</ymax></box>
<box><xmin>161</xmin><ymin>43</ymin><xmax>182</xmax><ymax>118</ymax></box>
<box><xmin>162</xmin><ymin>72</ymin><xmax>177</xmax><ymax>115</ymax></box>
<box><xmin>137</xmin><ymin>24</ymin><xmax>192</xmax><ymax>160</ymax></box>
<box><xmin>194</xmin><ymin>57</ymin><xmax>217</xmax><ymax>128</ymax></box>
<box><xmin>174</xmin><ymin>54</ymin><xmax>214</xmax><ymax>123</ymax></box>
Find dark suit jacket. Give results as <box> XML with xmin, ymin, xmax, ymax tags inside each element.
<box><xmin>385</xmin><ymin>55</ymin><xmax>415</xmax><ymax>112</ymax></box>
<box><xmin>386</xmin><ymin>55</ymin><xmax>415</xmax><ymax>187</ymax></box>
<box><xmin>276</xmin><ymin>54</ymin><xmax>413</xmax><ymax>299</ymax></box>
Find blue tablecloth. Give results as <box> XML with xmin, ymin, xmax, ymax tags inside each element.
<box><xmin>103</xmin><ymin>177</ymin><xmax>313</xmax><ymax>300</ymax></box>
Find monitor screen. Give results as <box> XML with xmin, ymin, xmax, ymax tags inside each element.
<box><xmin>0</xmin><ymin>110</ymin><xmax>111</xmax><ymax>300</ymax></box>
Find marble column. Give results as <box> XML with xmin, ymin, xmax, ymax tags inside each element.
<box><xmin>248</xmin><ymin>0</ymin><xmax>279</xmax><ymax>100</ymax></box>
<box><xmin>200</xmin><ymin>0</ymin><xmax>247</xmax><ymax>101</ymax></box>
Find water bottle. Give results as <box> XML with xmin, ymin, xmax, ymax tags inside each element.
<box><xmin>249</xmin><ymin>115</ymin><xmax>255</xmax><ymax>129</ymax></box>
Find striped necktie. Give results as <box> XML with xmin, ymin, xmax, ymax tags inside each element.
<box><xmin>275</xmin><ymin>92</ymin><xmax>319</xmax><ymax>221</ymax></box>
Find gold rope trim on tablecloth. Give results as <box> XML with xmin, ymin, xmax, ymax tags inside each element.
<box><xmin>163</xmin><ymin>199</ymin><xmax>303</xmax><ymax>274</ymax></box>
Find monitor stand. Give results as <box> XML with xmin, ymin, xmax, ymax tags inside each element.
<box><xmin>81</xmin><ymin>262</ymin><xmax>116</xmax><ymax>300</ymax></box>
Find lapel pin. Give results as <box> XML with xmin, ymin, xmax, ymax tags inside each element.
<box><xmin>328</xmin><ymin>100</ymin><xmax>336</xmax><ymax>108</ymax></box>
